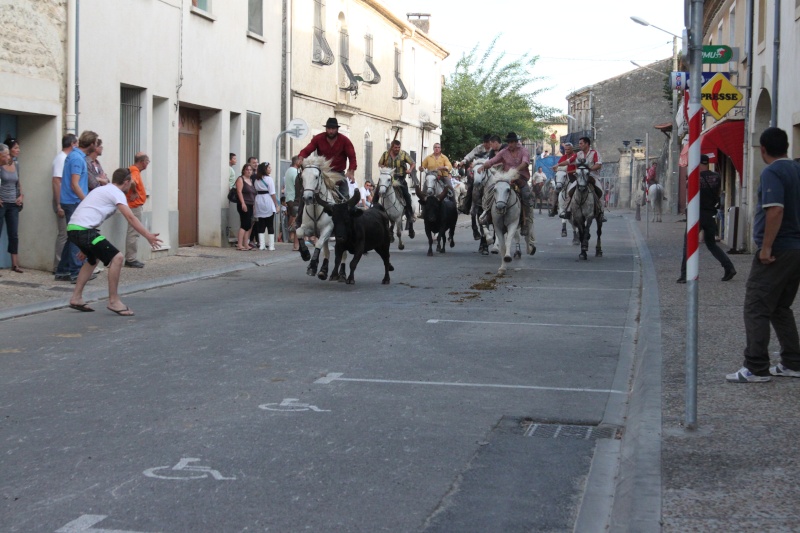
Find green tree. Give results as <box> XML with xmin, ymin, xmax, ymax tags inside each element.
<box><xmin>441</xmin><ymin>37</ymin><xmax>558</xmax><ymax>160</ymax></box>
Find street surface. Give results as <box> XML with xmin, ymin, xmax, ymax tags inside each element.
<box><xmin>1</xmin><ymin>214</ymin><xmax>642</xmax><ymax>532</ymax></box>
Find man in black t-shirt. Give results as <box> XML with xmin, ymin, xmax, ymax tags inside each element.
<box><xmin>677</xmin><ymin>155</ymin><xmax>736</xmax><ymax>283</ymax></box>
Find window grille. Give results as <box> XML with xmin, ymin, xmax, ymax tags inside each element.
<box><xmin>364</xmin><ymin>135</ymin><xmax>373</xmax><ymax>182</ymax></box>
<box><xmin>362</xmin><ymin>34</ymin><xmax>381</xmax><ymax>84</ymax></box>
<box><xmin>339</xmin><ymin>28</ymin><xmax>358</xmax><ymax>92</ymax></box>
<box><xmin>313</xmin><ymin>0</ymin><xmax>334</xmax><ymax>65</ymax></box>
<box><xmin>120</xmin><ymin>87</ymin><xmax>142</xmax><ymax>167</ymax></box>
<box><xmin>393</xmin><ymin>46</ymin><xmax>408</xmax><ymax>100</ymax></box>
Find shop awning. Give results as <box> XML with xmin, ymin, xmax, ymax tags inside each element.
<box><xmin>679</xmin><ymin>119</ymin><xmax>745</xmax><ymax>177</ymax></box>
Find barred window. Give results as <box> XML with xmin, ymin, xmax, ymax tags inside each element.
<box><xmin>120</xmin><ymin>87</ymin><xmax>142</xmax><ymax>167</ymax></box>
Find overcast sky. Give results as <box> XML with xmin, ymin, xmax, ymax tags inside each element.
<box><xmin>382</xmin><ymin>0</ymin><xmax>685</xmax><ymax>114</ymax></box>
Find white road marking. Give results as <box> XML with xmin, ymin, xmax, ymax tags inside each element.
<box><xmin>258</xmin><ymin>398</ymin><xmax>330</xmax><ymax>412</ymax></box>
<box><xmin>56</xmin><ymin>514</ymin><xmax>153</xmax><ymax>533</ymax></box>
<box><xmin>427</xmin><ymin>319</ymin><xmax>629</xmax><ymax>330</ymax></box>
<box><xmin>314</xmin><ymin>373</ymin><xmax>626</xmax><ymax>395</ymax></box>
<box><xmin>509</xmin><ymin>286</ymin><xmax>631</xmax><ymax>291</ymax></box>
<box><xmin>143</xmin><ymin>458</ymin><xmax>236</xmax><ymax>481</ymax></box>
<box><xmin>515</xmin><ymin>267</ymin><xmax>636</xmax><ymax>273</ymax></box>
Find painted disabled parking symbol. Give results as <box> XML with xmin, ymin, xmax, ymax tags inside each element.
<box><xmin>143</xmin><ymin>457</ymin><xmax>236</xmax><ymax>481</ymax></box>
<box><xmin>258</xmin><ymin>398</ymin><xmax>330</xmax><ymax>412</ymax></box>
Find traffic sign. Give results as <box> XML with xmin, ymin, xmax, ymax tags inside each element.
<box><xmin>700</xmin><ymin>72</ymin><xmax>742</xmax><ymax>120</ymax></box>
<box><xmin>286</xmin><ymin>118</ymin><xmax>309</xmax><ymax>140</ymax></box>
<box><xmin>670</xmin><ymin>71</ymin><xmax>730</xmax><ymax>91</ymax></box>
<box><xmin>702</xmin><ymin>45</ymin><xmax>734</xmax><ymax>64</ymax></box>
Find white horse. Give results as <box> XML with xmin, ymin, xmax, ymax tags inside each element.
<box><xmin>375</xmin><ymin>168</ymin><xmax>408</xmax><ymax>250</ymax></box>
<box><xmin>484</xmin><ymin>168</ymin><xmax>522</xmax><ymax>273</ymax></box>
<box><xmin>296</xmin><ymin>155</ymin><xmax>345</xmax><ymax>280</ymax></box>
<box><xmin>569</xmin><ymin>163</ymin><xmax>603</xmax><ymax>260</ymax></box>
<box><xmin>554</xmin><ymin>169</ymin><xmax>580</xmax><ymax>244</ymax></box>
<box><xmin>648</xmin><ymin>183</ymin><xmax>665</xmax><ymax>222</ymax></box>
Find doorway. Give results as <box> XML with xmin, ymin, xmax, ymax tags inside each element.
<box><xmin>178</xmin><ymin>108</ymin><xmax>200</xmax><ymax>246</ymax></box>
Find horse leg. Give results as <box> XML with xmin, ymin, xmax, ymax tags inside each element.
<box><xmin>426</xmin><ymin>227</ymin><xmax>434</xmax><ymax>256</ymax></box>
<box><xmin>396</xmin><ymin>221</ymin><xmax>404</xmax><ymax>250</ymax></box>
<box><xmin>561</xmin><ymin>221</ymin><xmax>568</xmax><ymax>238</ymax></box>
<box><xmin>307</xmin><ymin>247</ymin><xmax>321</xmax><ymax>276</ymax></box>
<box><xmin>318</xmin><ymin>257</ymin><xmax>329</xmax><ymax>280</ymax></box>
<box><xmin>471</xmin><ymin>213</ymin><xmax>481</xmax><ymax>240</ymax></box>
<box><xmin>449</xmin><ymin>223</ymin><xmax>456</xmax><ymax>248</ymax></box>
<box><xmin>496</xmin><ymin>230</ymin><xmax>508</xmax><ymax>273</ymax></box>
<box><xmin>389</xmin><ymin>220</ymin><xmax>395</xmax><ymax>243</ymax></box>
<box><xmin>296</xmin><ymin>226</ymin><xmax>311</xmax><ymax>262</ymax></box>
<box><xmin>595</xmin><ymin>219</ymin><xmax>603</xmax><ymax>257</ymax></box>
<box><xmin>479</xmin><ymin>235</ymin><xmax>489</xmax><ymax>256</ymax></box>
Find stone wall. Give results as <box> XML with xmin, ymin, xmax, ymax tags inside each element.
<box><xmin>583</xmin><ymin>58</ymin><xmax>673</xmax><ymax>164</ymax></box>
<box><xmin>0</xmin><ymin>0</ymin><xmax>67</xmax><ymax>102</ymax></box>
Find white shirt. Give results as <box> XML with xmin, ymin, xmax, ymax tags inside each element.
<box><xmin>69</xmin><ymin>184</ymin><xmax>128</xmax><ymax>229</ymax></box>
<box><xmin>358</xmin><ymin>186</ymin><xmax>371</xmax><ymax>208</ymax></box>
<box><xmin>254</xmin><ymin>176</ymin><xmax>277</xmax><ymax>218</ymax></box>
<box><xmin>348</xmin><ymin>179</ymin><xmax>358</xmax><ymax>197</ymax></box>
<box><xmin>532</xmin><ymin>171</ymin><xmax>547</xmax><ymax>185</ymax></box>
<box><xmin>52</xmin><ymin>150</ymin><xmax>68</xmax><ymax>178</ymax></box>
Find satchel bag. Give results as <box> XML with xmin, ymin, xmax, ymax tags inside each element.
<box><xmin>227</xmin><ymin>176</ymin><xmax>241</xmax><ymax>203</ymax></box>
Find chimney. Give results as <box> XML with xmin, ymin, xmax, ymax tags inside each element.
<box><xmin>406</xmin><ymin>13</ymin><xmax>430</xmax><ymax>34</ymax></box>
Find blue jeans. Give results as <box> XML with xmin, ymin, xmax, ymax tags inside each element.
<box><xmin>55</xmin><ymin>203</ymin><xmax>84</xmax><ymax>278</ymax></box>
<box><xmin>0</xmin><ymin>202</ymin><xmax>20</xmax><ymax>255</ymax></box>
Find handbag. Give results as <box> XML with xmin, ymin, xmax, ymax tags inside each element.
<box><xmin>227</xmin><ymin>176</ymin><xmax>240</xmax><ymax>203</ymax></box>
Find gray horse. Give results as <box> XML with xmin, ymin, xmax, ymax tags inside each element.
<box><xmin>648</xmin><ymin>183</ymin><xmax>665</xmax><ymax>222</ymax></box>
<box><xmin>568</xmin><ymin>163</ymin><xmax>603</xmax><ymax>260</ymax></box>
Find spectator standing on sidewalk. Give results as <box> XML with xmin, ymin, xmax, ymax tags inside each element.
<box><xmin>51</xmin><ymin>133</ymin><xmax>78</xmax><ymax>273</ymax></box>
<box><xmin>0</xmin><ymin>141</ymin><xmax>24</xmax><ymax>274</ymax></box>
<box><xmin>86</xmin><ymin>138</ymin><xmax>109</xmax><ymax>191</ymax></box>
<box><xmin>677</xmin><ymin>154</ymin><xmax>736</xmax><ymax>283</ymax></box>
<box><xmin>124</xmin><ymin>152</ymin><xmax>149</xmax><ymax>268</ymax></box>
<box><xmin>228</xmin><ymin>153</ymin><xmax>237</xmax><ymax>188</ymax></box>
<box><xmin>727</xmin><ymin>127</ymin><xmax>800</xmax><ymax>383</ymax></box>
<box><xmin>56</xmin><ymin>130</ymin><xmax>98</xmax><ymax>283</ymax></box>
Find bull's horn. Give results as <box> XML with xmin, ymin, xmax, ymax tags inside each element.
<box><xmin>348</xmin><ymin>188</ymin><xmax>361</xmax><ymax>208</ymax></box>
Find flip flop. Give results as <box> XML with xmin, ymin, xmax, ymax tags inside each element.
<box><xmin>107</xmin><ymin>306</ymin><xmax>135</xmax><ymax>316</ymax></box>
<box><xmin>69</xmin><ymin>303</ymin><xmax>95</xmax><ymax>312</ymax></box>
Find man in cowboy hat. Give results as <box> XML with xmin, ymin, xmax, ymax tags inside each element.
<box><xmin>476</xmin><ymin>132</ymin><xmax>534</xmax><ymax>238</ymax></box>
<box><xmin>295</xmin><ymin>117</ymin><xmax>358</xmax><ymax>227</ymax></box>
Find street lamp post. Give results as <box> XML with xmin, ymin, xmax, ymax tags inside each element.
<box><xmin>631</xmin><ymin>16</ymin><xmax>681</xmax><ymax>215</ymax></box>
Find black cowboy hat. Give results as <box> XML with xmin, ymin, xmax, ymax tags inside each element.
<box><xmin>505</xmin><ymin>132</ymin><xmax>520</xmax><ymax>142</ymax></box>
<box><xmin>324</xmin><ymin>117</ymin><xmax>340</xmax><ymax>129</ymax></box>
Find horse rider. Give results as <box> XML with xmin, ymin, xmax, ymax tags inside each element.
<box><xmin>549</xmin><ymin>142</ymin><xmax>577</xmax><ymax>217</ymax></box>
<box><xmin>477</xmin><ymin>132</ymin><xmax>534</xmax><ymax>236</ymax></box>
<box><xmin>375</xmin><ymin>139</ymin><xmax>417</xmax><ymax>238</ymax></box>
<box><xmin>459</xmin><ymin>134</ymin><xmax>492</xmax><ymax>215</ymax></box>
<box><xmin>420</xmin><ymin>142</ymin><xmax>456</xmax><ymax>199</ymax></box>
<box><xmin>294</xmin><ymin>117</ymin><xmax>357</xmax><ymax>227</ymax></box>
<box><xmin>564</xmin><ymin>136</ymin><xmax>606</xmax><ymax>222</ymax></box>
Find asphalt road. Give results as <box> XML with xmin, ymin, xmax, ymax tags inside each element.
<box><xmin>1</xmin><ymin>214</ymin><xmax>641</xmax><ymax>533</ymax></box>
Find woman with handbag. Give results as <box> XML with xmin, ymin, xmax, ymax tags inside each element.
<box><xmin>0</xmin><ymin>138</ymin><xmax>24</xmax><ymax>273</ymax></box>
<box><xmin>253</xmin><ymin>162</ymin><xmax>279</xmax><ymax>250</ymax></box>
<box><xmin>234</xmin><ymin>163</ymin><xmax>257</xmax><ymax>251</ymax></box>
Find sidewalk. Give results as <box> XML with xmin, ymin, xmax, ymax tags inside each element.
<box><xmin>0</xmin><ymin>242</ymin><xmax>297</xmax><ymax>321</ymax></box>
<box><xmin>635</xmin><ymin>212</ymin><xmax>800</xmax><ymax>532</ymax></box>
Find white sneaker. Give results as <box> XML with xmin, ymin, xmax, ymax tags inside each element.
<box><xmin>769</xmin><ymin>363</ymin><xmax>800</xmax><ymax>377</ymax></box>
<box><xmin>93</xmin><ymin>265</ymin><xmax>105</xmax><ymax>274</ymax></box>
<box><xmin>726</xmin><ymin>366</ymin><xmax>771</xmax><ymax>383</ymax></box>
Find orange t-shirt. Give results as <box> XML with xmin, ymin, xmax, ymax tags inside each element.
<box><xmin>126</xmin><ymin>165</ymin><xmax>147</xmax><ymax>208</ymax></box>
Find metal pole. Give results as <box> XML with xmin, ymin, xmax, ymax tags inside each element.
<box><xmin>671</xmin><ymin>36</ymin><xmax>680</xmax><ymax>215</ymax></box>
<box><xmin>685</xmin><ymin>0</ymin><xmax>704</xmax><ymax>430</ymax></box>
<box><xmin>275</xmin><ymin>132</ymin><xmax>285</xmax><ymax>240</ymax></box>
<box><xmin>645</xmin><ymin>132</ymin><xmax>649</xmax><ymax>238</ymax></box>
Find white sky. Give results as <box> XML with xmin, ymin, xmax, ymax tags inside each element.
<box><xmin>382</xmin><ymin>0</ymin><xmax>685</xmax><ymax>114</ymax></box>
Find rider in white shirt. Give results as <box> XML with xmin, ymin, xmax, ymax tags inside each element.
<box><xmin>566</xmin><ymin>136</ymin><xmax>606</xmax><ymax>222</ymax></box>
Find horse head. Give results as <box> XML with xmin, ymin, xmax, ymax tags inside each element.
<box><xmin>424</xmin><ymin>170</ymin><xmax>441</xmax><ymax>197</ymax></box>
<box><xmin>554</xmin><ymin>169</ymin><xmax>568</xmax><ymax>191</ymax></box>
<box><xmin>301</xmin><ymin>155</ymin><xmax>334</xmax><ymax>203</ymax></box>
<box><xmin>493</xmin><ymin>179</ymin><xmax>511</xmax><ymax>214</ymax></box>
<box><xmin>376</xmin><ymin>168</ymin><xmax>394</xmax><ymax>196</ymax></box>
<box><xmin>575</xmin><ymin>162</ymin><xmax>591</xmax><ymax>189</ymax></box>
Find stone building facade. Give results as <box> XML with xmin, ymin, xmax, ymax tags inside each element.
<box><xmin>565</xmin><ymin>58</ymin><xmax>673</xmax><ymax>208</ymax></box>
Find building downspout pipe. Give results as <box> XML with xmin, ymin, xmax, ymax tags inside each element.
<box><xmin>770</xmin><ymin>0</ymin><xmax>780</xmax><ymax>126</ymax></box>
<box><xmin>66</xmin><ymin>0</ymin><xmax>77</xmax><ymax>134</ymax></box>
<box><xmin>741</xmin><ymin>0</ymin><xmax>754</xmax><ymax>245</ymax></box>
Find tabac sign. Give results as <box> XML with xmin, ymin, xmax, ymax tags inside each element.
<box><xmin>702</xmin><ymin>45</ymin><xmax>734</xmax><ymax>64</ymax></box>
<box><xmin>700</xmin><ymin>72</ymin><xmax>742</xmax><ymax>120</ymax></box>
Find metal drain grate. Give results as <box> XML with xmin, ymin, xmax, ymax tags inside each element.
<box><xmin>522</xmin><ymin>422</ymin><xmax>619</xmax><ymax>440</ymax></box>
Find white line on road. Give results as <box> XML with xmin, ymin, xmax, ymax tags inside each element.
<box><xmin>514</xmin><ymin>267</ymin><xmax>636</xmax><ymax>273</ymax></box>
<box><xmin>56</xmin><ymin>514</ymin><xmax>153</xmax><ymax>533</ymax></box>
<box><xmin>314</xmin><ymin>373</ymin><xmax>626</xmax><ymax>395</ymax></box>
<box><xmin>509</xmin><ymin>286</ymin><xmax>631</xmax><ymax>291</ymax></box>
<box><xmin>427</xmin><ymin>319</ymin><xmax>629</xmax><ymax>330</ymax></box>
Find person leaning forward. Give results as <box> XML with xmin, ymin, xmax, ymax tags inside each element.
<box><xmin>66</xmin><ymin>168</ymin><xmax>162</xmax><ymax>316</ymax></box>
<box><xmin>294</xmin><ymin>118</ymin><xmax>356</xmax><ymax>228</ymax></box>
<box><xmin>376</xmin><ymin>139</ymin><xmax>417</xmax><ymax>238</ymax></box>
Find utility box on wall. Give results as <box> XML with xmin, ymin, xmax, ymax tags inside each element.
<box><xmin>725</xmin><ymin>206</ymin><xmax>746</xmax><ymax>251</ymax></box>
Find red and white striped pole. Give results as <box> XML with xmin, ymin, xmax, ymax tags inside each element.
<box><xmin>685</xmin><ymin>0</ymin><xmax>704</xmax><ymax>430</ymax></box>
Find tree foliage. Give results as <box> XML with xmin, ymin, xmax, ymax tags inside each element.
<box><xmin>441</xmin><ymin>36</ymin><xmax>558</xmax><ymax>160</ymax></box>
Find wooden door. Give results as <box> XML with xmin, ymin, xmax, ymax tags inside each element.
<box><xmin>178</xmin><ymin>108</ymin><xmax>199</xmax><ymax>246</ymax></box>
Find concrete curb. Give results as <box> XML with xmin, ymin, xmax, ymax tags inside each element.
<box><xmin>0</xmin><ymin>253</ymin><xmax>297</xmax><ymax>322</ymax></box>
